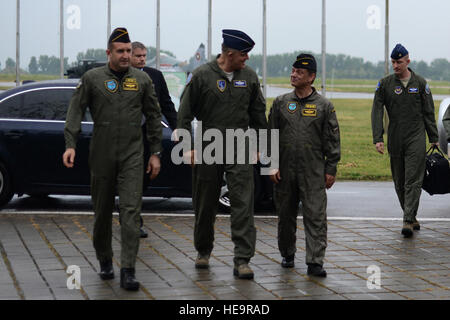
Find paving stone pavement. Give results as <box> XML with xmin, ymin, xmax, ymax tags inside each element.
<box><xmin>0</xmin><ymin>213</ymin><xmax>449</xmax><ymax>300</ymax></box>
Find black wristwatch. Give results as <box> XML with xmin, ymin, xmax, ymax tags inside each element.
<box><xmin>151</xmin><ymin>151</ymin><xmax>161</xmax><ymax>158</ymax></box>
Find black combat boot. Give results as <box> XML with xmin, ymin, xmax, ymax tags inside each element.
<box><xmin>307</xmin><ymin>263</ymin><xmax>327</xmax><ymax>277</ymax></box>
<box><xmin>281</xmin><ymin>255</ymin><xmax>295</xmax><ymax>268</ymax></box>
<box><xmin>99</xmin><ymin>259</ymin><xmax>114</xmax><ymax>280</ymax></box>
<box><xmin>120</xmin><ymin>268</ymin><xmax>140</xmax><ymax>291</ymax></box>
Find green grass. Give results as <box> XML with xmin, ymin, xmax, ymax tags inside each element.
<box><xmin>0</xmin><ymin>74</ymin><xmax>62</xmax><ymax>82</ymax></box>
<box><xmin>265</xmin><ymin>98</ymin><xmax>443</xmax><ymax>181</ymax></box>
<box><xmin>267</xmin><ymin>77</ymin><xmax>450</xmax><ymax>95</ymax></box>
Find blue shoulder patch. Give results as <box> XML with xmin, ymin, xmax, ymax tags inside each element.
<box><xmin>375</xmin><ymin>81</ymin><xmax>380</xmax><ymax>91</ymax></box>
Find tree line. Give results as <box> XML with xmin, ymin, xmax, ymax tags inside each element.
<box><xmin>0</xmin><ymin>46</ymin><xmax>176</xmax><ymax>76</ymax></box>
<box><xmin>246</xmin><ymin>52</ymin><xmax>450</xmax><ymax>81</ymax></box>
<box><xmin>1</xmin><ymin>49</ymin><xmax>449</xmax><ymax>81</ymax></box>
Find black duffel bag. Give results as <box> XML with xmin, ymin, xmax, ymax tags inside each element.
<box><xmin>422</xmin><ymin>145</ymin><xmax>450</xmax><ymax>195</ymax></box>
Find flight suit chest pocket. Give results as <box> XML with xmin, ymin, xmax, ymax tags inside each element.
<box><xmin>231</xmin><ymin>80</ymin><xmax>251</xmax><ymax>104</ymax></box>
<box><xmin>300</xmin><ymin>104</ymin><xmax>320</xmax><ymax>127</ymax></box>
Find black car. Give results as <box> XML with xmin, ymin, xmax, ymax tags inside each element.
<box><xmin>0</xmin><ymin>80</ymin><xmax>272</xmax><ymax>210</ymax></box>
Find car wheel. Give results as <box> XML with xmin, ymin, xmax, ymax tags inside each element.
<box><xmin>218</xmin><ymin>183</ymin><xmax>231</xmax><ymax>213</ymax></box>
<box><xmin>0</xmin><ymin>162</ymin><xmax>14</xmax><ymax>207</ymax></box>
<box><xmin>217</xmin><ymin>168</ymin><xmax>264</xmax><ymax>214</ymax></box>
<box><xmin>27</xmin><ymin>193</ymin><xmax>50</xmax><ymax>198</ymax></box>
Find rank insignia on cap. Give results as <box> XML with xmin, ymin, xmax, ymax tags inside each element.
<box><xmin>287</xmin><ymin>102</ymin><xmax>298</xmax><ymax>113</ymax></box>
<box><xmin>123</xmin><ymin>78</ymin><xmax>138</xmax><ymax>91</ymax></box>
<box><xmin>394</xmin><ymin>86</ymin><xmax>402</xmax><ymax>95</ymax></box>
<box><xmin>108</xmin><ymin>27</ymin><xmax>130</xmax><ymax>44</ymax></box>
<box><xmin>105</xmin><ymin>79</ymin><xmax>118</xmax><ymax>93</ymax></box>
<box><xmin>425</xmin><ymin>83</ymin><xmax>431</xmax><ymax>94</ymax></box>
<box><xmin>217</xmin><ymin>80</ymin><xmax>226</xmax><ymax>92</ymax></box>
<box><xmin>408</xmin><ymin>87</ymin><xmax>419</xmax><ymax>94</ymax></box>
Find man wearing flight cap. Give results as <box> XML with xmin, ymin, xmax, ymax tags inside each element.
<box><xmin>372</xmin><ymin>44</ymin><xmax>438</xmax><ymax>238</ymax></box>
<box><xmin>63</xmin><ymin>27</ymin><xmax>162</xmax><ymax>290</ymax></box>
<box><xmin>268</xmin><ymin>53</ymin><xmax>340</xmax><ymax>277</ymax></box>
<box><xmin>177</xmin><ymin>29</ymin><xmax>267</xmax><ymax>279</ymax></box>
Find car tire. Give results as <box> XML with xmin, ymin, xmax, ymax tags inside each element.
<box><xmin>27</xmin><ymin>193</ymin><xmax>50</xmax><ymax>198</ymax></box>
<box><xmin>0</xmin><ymin>162</ymin><xmax>14</xmax><ymax>207</ymax></box>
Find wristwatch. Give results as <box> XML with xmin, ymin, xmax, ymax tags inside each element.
<box><xmin>151</xmin><ymin>151</ymin><xmax>161</xmax><ymax>157</ymax></box>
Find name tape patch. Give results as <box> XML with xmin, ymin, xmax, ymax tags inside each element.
<box><xmin>302</xmin><ymin>109</ymin><xmax>317</xmax><ymax>117</ymax></box>
<box><xmin>233</xmin><ymin>80</ymin><xmax>247</xmax><ymax>87</ymax></box>
<box><xmin>123</xmin><ymin>78</ymin><xmax>138</xmax><ymax>91</ymax></box>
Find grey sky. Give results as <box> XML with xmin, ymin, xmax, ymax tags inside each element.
<box><xmin>1</xmin><ymin>0</ymin><xmax>449</xmax><ymax>70</ymax></box>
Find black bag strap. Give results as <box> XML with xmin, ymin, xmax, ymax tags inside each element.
<box><xmin>426</xmin><ymin>145</ymin><xmax>444</xmax><ymax>157</ymax></box>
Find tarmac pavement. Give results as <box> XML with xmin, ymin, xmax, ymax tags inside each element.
<box><xmin>0</xmin><ymin>209</ymin><xmax>449</xmax><ymax>301</ymax></box>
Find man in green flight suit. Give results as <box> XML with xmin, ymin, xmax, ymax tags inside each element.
<box><xmin>63</xmin><ymin>28</ymin><xmax>162</xmax><ymax>290</ymax></box>
<box><xmin>176</xmin><ymin>29</ymin><xmax>267</xmax><ymax>279</ymax></box>
<box><xmin>268</xmin><ymin>54</ymin><xmax>341</xmax><ymax>277</ymax></box>
<box><xmin>372</xmin><ymin>44</ymin><xmax>439</xmax><ymax>238</ymax></box>
<box><xmin>443</xmin><ymin>107</ymin><xmax>450</xmax><ymax>157</ymax></box>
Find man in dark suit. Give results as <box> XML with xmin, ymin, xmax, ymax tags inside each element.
<box><xmin>131</xmin><ymin>41</ymin><xmax>178</xmax><ymax>130</ymax></box>
<box><xmin>131</xmin><ymin>41</ymin><xmax>178</xmax><ymax>238</ymax></box>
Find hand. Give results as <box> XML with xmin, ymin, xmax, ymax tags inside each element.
<box><xmin>325</xmin><ymin>174</ymin><xmax>336</xmax><ymax>189</ymax></box>
<box><xmin>375</xmin><ymin>142</ymin><xmax>384</xmax><ymax>155</ymax></box>
<box><xmin>62</xmin><ymin>148</ymin><xmax>76</xmax><ymax>168</ymax></box>
<box><xmin>146</xmin><ymin>154</ymin><xmax>161</xmax><ymax>180</ymax></box>
<box><xmin>183</xmin><ymin>150</ymin><xmax>196</xmax><ymax>167</ymax></box>
<box><xmin>269</xmin><ymin>169</ymin><xmax>281</xmax><ymax>184</ymax></box>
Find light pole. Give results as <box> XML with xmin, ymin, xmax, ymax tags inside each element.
<box><xmin>15</xmin><ymin>0</ymin><xmax>20</xmax><ymax>86</ymax></box>
<box><xmin>321</xmin><ymin>0</ymin><xmax>326</xmax><ymax>96</ymax></box>
<box><xmin>208</xmin><ymin>0</ymin><xmax>212</xmax><ymax>61</ymax></box>
<box><xmin>60</xmin><ymin>0</ymin><xmax>64</xmax><ymax>79</ymax></box>
<box><xmin>107</xmin><ymin>0</ymin><xmax>111</xmax><ymax>40</ymax></box>
<box><xmin>384</xmin><ymin>0</ymin><xmax>389</xmax><ymax>76</ymax></box>
<box><xmin>262</xmin><ymin>0</ymin><xmax>267</xmax><ymax>98</ymax></box>
<box><xmin>156</xmin><ymin>0</ymin><xmax>160</xmax><ymax>70</ymax></box>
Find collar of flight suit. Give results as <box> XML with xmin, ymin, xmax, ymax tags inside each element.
<box><xmin>393</xmin><ymin>67</ymin><xmax>417</xmax><ymax>83</ymax></box>
<box><xmin>208</xmin><ymin>57</ymin><xmax>244</xmax><ymax>81</ymax></box>
<box><xmin>291</xmin><ymin>86</ymin><xmax>318</xmax><ymax>102</ymax></box>
<box><xmin>104</xmin><ymin>64</ymin><xmax>133</xmax><ymax>80</ymax></box>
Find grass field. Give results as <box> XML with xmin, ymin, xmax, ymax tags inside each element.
<box><xmin>267</xmin><ymin>77</ymin><xmax>450</xmax><ymax>95</ymax></box>
<box><xmin>0</xmin><ymin>74</ymin><xmax>60</xmax><ymax>82</ymax></box>
<box><xmin>0</xmin><ymin>74</ymin><xmax>445</xmax><ymax>182</ymax></box>
<box><xmin>266</xmin><ymin>97</ymin><xmax>443</xmax><ymax>181</ymax></box>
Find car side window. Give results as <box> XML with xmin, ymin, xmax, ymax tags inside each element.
<box><xmin>0</xmin><ymin>87</ymin><xmax>92</xmax><ymax>122</ymax></box>
<box><xmin>22</xmin><ymin>89</ymin><xmax>75</xmax><ymax>121</ymax></box>
<box><xmin>0</xmin><ymin>95</ymin><xmax>22</xmax><ymax>119</ymax></box>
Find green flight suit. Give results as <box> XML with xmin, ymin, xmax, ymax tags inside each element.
<box><xmin>177</xmin><ymin>58</ymin><xmax>267</xmax><ymax>266</ymax></box>
<box><xmin>268</xmin><ymin>88</ymin><xmax>340</xmax><ymax>266</ymax></box>
<box><xmin>64</xmin><ymin>65</ymin><xmax>162</xmax><ymax>268</ymax></box>
<box><xmin>443</xmin><ymin>107</ymin><xmax>450</xmax><ymax>143</ymax></box>
<box><xmin>372</xmin><ymin>68</ymin><xmax>438</xmax><ymax>223</ymax></box>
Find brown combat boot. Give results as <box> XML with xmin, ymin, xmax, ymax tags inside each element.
<box><xmin>401</xmin><ymin>222</ymin><xmax>414</xmax><ymax>238</ymax></box>
<box><xmin>233</xmin><ymin>263</ymin><xmax>254</xmax><ymax>280</ymax></box>
<box><xmin>195</xmin><ymin>253</ymin><xmax>210</xmax><ymax>269</ymax></box>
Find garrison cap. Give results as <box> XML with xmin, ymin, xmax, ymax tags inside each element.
<box><xmin>222</xmin><ymin>29</ymin><xmax>255</xmax><ymax>53</ymax></box>
<box><xmin>391</xmin><ymin>44</ymin><xmax>409</xmax><ymax>59</ymax></box>
<box><xmin>108</xmin><ymin>27</ymin><xmax>131</xmax><ymax>44</ymax></box>
<box><xmin>293</xmin><ymin>53</ymin><xmax>317</xmax><ymax>72</ymax></box>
